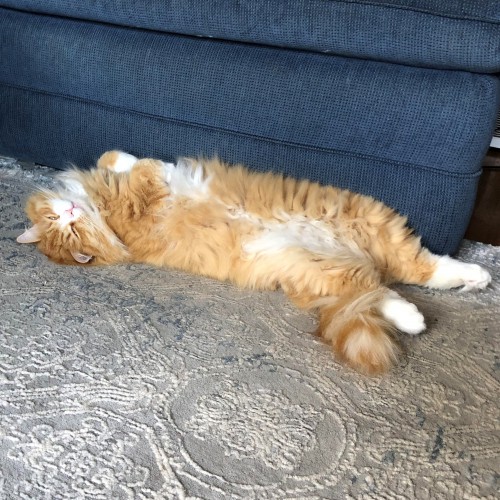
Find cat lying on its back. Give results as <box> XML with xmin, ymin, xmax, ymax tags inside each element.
<box><xmin>17</xmin><ymin>151</ymin><xmax>491</xmax><ymax>374</ymax></box>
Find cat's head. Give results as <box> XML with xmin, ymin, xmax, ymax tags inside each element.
<box><xmin>17</xmin><ymin>189</ymin><xmax>128</xmax><ymax>265</ymax></box>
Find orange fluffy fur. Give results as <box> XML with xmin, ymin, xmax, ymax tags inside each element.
<box><xmin>19</xmin><ymin>152</ymin><xmax>441</xmax><ymax>375</ymax></box>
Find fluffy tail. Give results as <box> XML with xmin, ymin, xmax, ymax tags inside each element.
<box><xmin>314</xmin><ymin>289</ymin><xmax>399</xmax><ymax>375</ymax></box>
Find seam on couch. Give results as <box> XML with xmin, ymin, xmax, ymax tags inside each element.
<box><xmin>321</xmin><ymin>0</ymin><xmax>500</xmax><ymax>25</ymax></box>
<box><xmin>0</xmin><ymin>81</ymin><xmax>483</xmax><ymax>179</ymax></box>
<box><xmin>1</xmin><ymin>1</ymin><xmax>499</xmax><ymax>27</ymax></box>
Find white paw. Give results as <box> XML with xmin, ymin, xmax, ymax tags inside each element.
<box><xmin>426</xmin><ymin>256</ymin><xmax>491</xmax><ymax>291</ymax></box>
<box><xmin>458</xmin><ymin>263</ymin><xmax>491</xmax><ymax>292</ymax></box>
<box><xmin>112</xmin><ymin>152</ymin><xmax>138</xmax><ymax>173</ymax></box>
<box><xmin>379</xmin><ymin>291</ymin><xmax>426</xmax><ymax>335</ymax></box>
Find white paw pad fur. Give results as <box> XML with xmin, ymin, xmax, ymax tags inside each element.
<box><xmin>380</xmin><ymin>291</ymin><xmax>426</xmax><ymax>335</ymax></box>
<box><xmin>99</xmin><ymin>151</ymin><xmax>138</xmax><ymax>173</ymax></box>
<box><xmin>426</xmin><ymin>256</ymin><xmax>491</xmax><ymax>291</ymax></box>
<box><xmin>112</xmin><ymin>152</ymin><xmax>138</xmax><ymax>173</ymax></box>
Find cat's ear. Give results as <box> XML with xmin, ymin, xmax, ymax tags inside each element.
<box><xmin>17</xmin><ymin>225</ymin><xmax>42</xmax><ymax>244</ymax></box>
<box><xmin>71</xmin><ymin>251</ymin><xmax>93</xmax><ymax>264</ymax></box>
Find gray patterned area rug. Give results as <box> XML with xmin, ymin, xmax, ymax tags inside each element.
<box><xmin>0</xmin><ymin>158</ymin><xmax>499</xmax><ymax>499</ymax></box>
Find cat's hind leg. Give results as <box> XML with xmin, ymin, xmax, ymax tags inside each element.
<box><xmin>386</xmin><ymin>246</ymin><xmax>491</xmax><ymax>292</ymax></box>
<box><xmin>364</xmin><ymin>221</ymin><xmax>491</xmax><ymax>292</ymax></box>
<box><xmin>97</xmin><ymin>151</ymin><xmax>138</xmax><ymax>172</ymax></box>
<box><xmin>342</xmin><ymin>198</ymin><xmax>491</xmax><ymax>292</ymax></box>
<box><xmin>273</xmin><ymin>251</ymin><xmax>402</xmax><ymax>374</ymax></box>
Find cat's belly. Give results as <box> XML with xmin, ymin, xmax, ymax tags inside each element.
<box><xmin>241</xmin><ymin>214</ymin><xmax>361</xmax><ymax>259</ymax></box>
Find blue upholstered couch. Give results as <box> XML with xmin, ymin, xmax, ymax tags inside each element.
<box><xmin>1</xmin><ymin>1</ymin><xmax>499</xmax><ymax>254</ymax></box>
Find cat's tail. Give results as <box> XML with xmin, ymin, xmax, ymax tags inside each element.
<box><xmin>313</xmin><ymin>288</ymin><xmax>399</xmax><ymax>375</ymax></box>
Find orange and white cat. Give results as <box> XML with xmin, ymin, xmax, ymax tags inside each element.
<box><xmin>17</xmin><ymin>151</ymin><xmax>491</xmax><ymax>374</ymax></box>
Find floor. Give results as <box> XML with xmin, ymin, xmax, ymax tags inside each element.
<box><xmin>1</xmin><ymin>158</ymin><xmax>499</xmax><ymax>498</ymax></box>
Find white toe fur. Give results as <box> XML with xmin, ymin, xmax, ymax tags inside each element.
<box><xmin>426</xmin><ymin>256</ymin><xmax>491</xmax><ymax>291</ymax></box>
<box><xmin>380</xmin><ymin>291</ymin><xmax>426</xmax><ymax>335</ymax></box>
<box><xmin>112</xmin><ymin>152</ymin><xmax>138</xmax><ymax>173</ymax></box>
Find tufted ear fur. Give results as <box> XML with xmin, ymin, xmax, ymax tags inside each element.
<box><xmin>70</xmin><ymin>251</ymin><xmax>93</xmax><ymax>264</ymax></box>
<box><xmin>17</xmin><ymin>225</ymin><xmax>42</xmax><ymax>244</ymax></box>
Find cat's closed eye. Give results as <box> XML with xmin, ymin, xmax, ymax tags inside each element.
<box><xmin>47</xmin><ymin>215</ymin><xmax>59</xmax><ymax>221</ymax></box>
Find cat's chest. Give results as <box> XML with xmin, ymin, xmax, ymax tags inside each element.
<box><xmin>162</xmin><ymin>160</ymin><xmax>211</xmax><ymax>200</ymax></box>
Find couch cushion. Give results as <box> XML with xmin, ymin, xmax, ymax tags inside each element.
<box><xmin>1</xmin><ymin>0</ymin><xmax>499</xmax><ymax>72</ymax></box>
<box><xmin>1</xmin><ymin>8</ymin><xmax>498</xmax><ymax>177</ymax></box>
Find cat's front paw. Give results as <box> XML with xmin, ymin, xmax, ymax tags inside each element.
<box><xmin>97</xmin><ymin>151</ymin><xmax>138</xmax><ymax>173</ymax></box>
<box><xmin>426</xmin><ymin>256</ymin><xmax>491</xmax><ymax>291</ymax></box>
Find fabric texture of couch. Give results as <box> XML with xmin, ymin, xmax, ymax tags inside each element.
<box><xmin>1</xmin><ymin>1</ymin><xmax>499</xmax><ymax>254</ymax></box>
